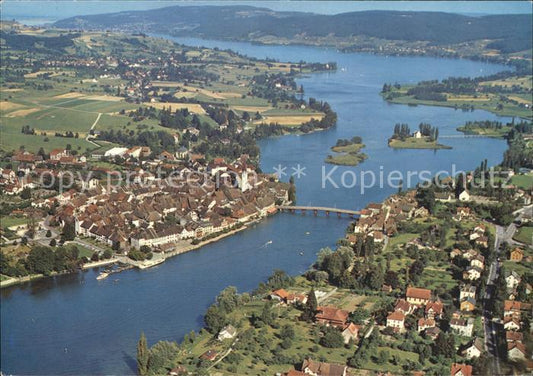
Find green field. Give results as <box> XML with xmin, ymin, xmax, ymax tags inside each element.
<box><xmin>510</xmin><ymin>175</ymin><xmax>533</xmax><ymax>190</ymax></box>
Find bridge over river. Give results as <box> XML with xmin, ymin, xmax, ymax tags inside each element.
<box><xmin>276</xmin><ymin>205</ymin><xmax>360</xmax><ymax>218</ymax></box>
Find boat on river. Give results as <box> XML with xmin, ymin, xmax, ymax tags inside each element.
<box><xmin>96</xmin><ymin>272</ymin><xmax>109</xmax><ymax>280</ymax></box>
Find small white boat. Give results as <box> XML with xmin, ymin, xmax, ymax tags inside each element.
<box><xmin>266</xmin><ymin>240</ymin><xmax>273</xmax><ymax>245</ymax></box>
<box><xmin>96</xmin><ymin>272</ymin><xmax>109</xmax><ymax>280</ymax></box>
<box><xmin>299</xmin><ymin>251</ymin><xmax>304</xmax><ymax>256</ymax></box>
<box><xmin>305</xmin><ymin>232</ymin><xmax>310</xmax><ymax>235</ymax></box>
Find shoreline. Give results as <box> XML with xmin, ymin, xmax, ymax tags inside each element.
<box><xmin>0</xmin><ymin>216</ymin><xmax>267</xmax><ymax>289</ymax></box>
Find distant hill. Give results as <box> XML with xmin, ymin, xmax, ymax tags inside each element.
<box><xmin>53</xmin><ymin>6</ymin><xmax>532</xmax><ymax>53</ymax></box>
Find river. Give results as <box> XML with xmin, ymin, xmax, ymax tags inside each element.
<box><xmin>1</xmin><ymin>36</ymin><xmax>511</xmax><ymax>375</ymax></box>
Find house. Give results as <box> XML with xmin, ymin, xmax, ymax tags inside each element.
<box><xmin>199</xmin><ymin>349</ymin><xmax>218</xmax><ymax>361</ymax></box>
<box><xmin>458</xmin><ymin>190</ymin><xmax>471</xmax><ymax>202</ymax></box>
<box><xmin>506</xmin><ymin>331</ymin><xmax>523</xmax><ymax>342</ymax></box>
<box><xmin>470</xmin><ymin>255</ymin><xmax>484</xmax><ymax>269</ymax></box>
<box><xmin>417</xmin><ymin>318</ymin><xmax>435</xmax><ymax>333</ymax></box>
<box><xmin>507</xmin><ymin>341</ymin><xmax>526</xmax><ymax>360</ymax></box>
<box><xmin>381</xmin><ymin>284</ymin><xmax>392</xmax><ymax>293</ymax></box>
<box><xmin>413</xmin><ymin>130</ymin><xmax>422</xmax><ymax>139</ymax></box>
<box><xmin>509</xmin><ymin>247</ymin><xmax>524</xmax><ymax>262</ymax></box>
<box><xmin>175</xmin><ymin>146</ymin><xmax>188</xmax><ymax>160</ymax></box>
<box><xmin>436</xmin><ymin>192</ymin><xmax>455</xmax><ymax>203</ymax></box>
<box><xmin>424</xmin><ymin>326</ymin><xmax>441</xmax><ymax>340</ymax></box>
<box><xmin>463</xmin><ymin>266</ymin><xmax>482</xmax><ymax>281</ymax></box>
<box><xmin>450</xmin><ymin>318</ymin><xmax>474</xmax><ymax>337</ymax></box>
<box><xmin>406</xmin><ymin>287</ymin><xmax>431</xmax><ymax>306</ymax></box>
<box><xmin>460</xmin><ymin>297</ymin><xmax>476</xmax><ymax>312</ymax></box>
<box><xmin>315</xmin><ymin>306</ymin><xmax>349</xmax><ymax>328</ymax></box>
<box><xmin>283</xmin><ymin>371</ymin><xmax>307</xmax><ymax>376</ymax></box>
<box><xmin>50</xmin><ymin>148</ymin><xmax>69</xmax><ymax>160</ymax></box>
<box><xmin>450</xmin><ymin>363</ymin><xmax>472</xmax><ymax>376</ymax></box>
<box><xmin>386</xmin><ymin>311</ymin><xmax>405</xmax><ymax>331</ymax></box>
<box><xmin>158</xmin><ymin>151</ymin><xmax>175</xmax><ymax>161</ymax></box>
<box><xmin>394</xmin><ymin>299</ymin><xmax>414</xmax><ymax>315</ymax></box>
<box><xmin>504</xmin><ymin>300</ymin><xmax>521</xmax><ymax>318</ymax></box>
<box><xmin>217</xmin><ymin>325</ymin><xmax>236</xmax><ymax>341</ymax></box>
<box><xmin>104</xmin><ymin>147</ymin><xmax>128</xmax><ymax>157</ymax></box>
<box><xmin>301</xmin><ymin>358</ymin><xmax>347</xmax><ymax>376</ymax></box>
<box><xmin>270</xmin><ymin>289</ymin><xmax>290</xmax><ymax>303</ymax></box>
<box><xmin>168</xmin><ymin>366</ymin><xmax>187</xmax><ymax>376</ymax></box>
<box><xmin>503</xmin><ymin>316</ymin><xmax>521</xmax><ymax>331</ymax></box>
<box><xmin>460</xmin><ymin>284</ymin><xmax>476</xmax><ymax>301</ymax></box>
<box><xmin>425</xmin><ymin>301</ymin><xmax>443</xmax><ymax>319</ymax></box>
<box><xmin>474</xmin><ymin>236</ymin><xmax>489</xmax><ymax>248</ymax></box>
<box><xmin>287</xmin><ymin>293</ymin><xmax>307</xmax><ymax>305</ymax></box>
<box><xmin>341</xmin><ymin>323</ymin><xmax>361</xmax><ymax>344</ymax></box>
<box><xmin>461</xmin><ymin>338</ymin><xmax>483</xmax><ymax>359</ymax></box>
<box><xmin>506</xmin><ymin>271</ymin><xmax>522</xmax><ymax>289</ymax></box>
<box><xmin>455</xmin><ymin>206</ymin><xmax>472</xmax><ymax>219</ymax></box>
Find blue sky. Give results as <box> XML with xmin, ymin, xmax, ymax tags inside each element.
<box><xmin>1</xmin><ymin>1</ymin><xmax>531</xmax><ymax>23</ymax></box>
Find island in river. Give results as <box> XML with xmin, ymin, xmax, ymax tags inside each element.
<box><xmin>325</xmin><ymin>137</ymin><xmax>367</xmax><ymax>166</ymax></box>
<box><xmin>388</xmin><ymin>123</ymin><xmax>452</xmax><ymax>150</ymax></box>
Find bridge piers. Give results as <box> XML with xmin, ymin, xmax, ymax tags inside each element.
<box><xmin>313</xmin><ymin>209</ymin><xmax>318</xmax><ymax>216</ymax></box>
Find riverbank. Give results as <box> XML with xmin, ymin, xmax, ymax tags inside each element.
<box><xmin>0</xmin><ymin>258</ymin><xmax>119</xmax><ymax>288</ymax></box>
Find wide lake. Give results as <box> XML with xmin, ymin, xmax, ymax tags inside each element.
<box><xmin>1</xmin><ymin>36</ymin><xmax>512</xmax><ymax>375</ymax></box>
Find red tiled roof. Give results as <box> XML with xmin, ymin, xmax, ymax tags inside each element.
<box><xmin>406</xmin><ymin>287</ymin><xmax>431</xmax><ymax>300</ymax></box>
<box><xmin>451</xmin><ymin>363</ymin><xmax>472</xmax><ymax>376</ymax></box>
<box><xmin>387</xmin><ymin>311</ymin><xmax>405</xmax><ymax>321</ymax></box>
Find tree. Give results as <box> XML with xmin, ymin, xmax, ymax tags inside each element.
<box><xmin>267</xmin><ymin>269</ymin><xmax>294</xmax><ymax>290</ymax></box>
<box><xmin>320</xmin><ymin>327</ymin><xmax>344</xmax><ymax>348</ymax></box>
<box><xmin>301</xmin><ymin>288</ymin><xmax>317</xmax><ymax>322</ymax></box>
<box><xmin>280</xmin><ymin>324</ymin><xmax>295</xmax><ymax>340</ymax></box>
<box><xmin>349</xmin><ymin>308</ymin><xmax>369</xmax><ymax>324</ymax></box>
<box><xmin>146</xmin><ymin>341</ymin><xmax>179</xmax><ymax>375</ymax></box>
<box><xmin>137</xmin><ymin>332</ymin><xmax>149</xmax><ymax>376</ymax></box>
<box><xmin>26</xmin><ymin>246</ymin><xmax>55</xmax><ymax>275</ymax></box>
<box><xmin>62</xmin><ymin>222</ymin><xmax>76</xmax><ymax>241</ymax></box>
<box><xmin>433</xmin><ymin>332</ymin><xmax>455</xmax><ymax>358</ymax></box>
<box><xmin>216</xmin><ymin>286</ymin><xmax>239</xmax><ymax>313</ymax></box>
<box><xmin>377</xmin><ymin>349</ymin><xmax>389</xmax><ymax>364</ymax></box>
<box><xmin>204</xmin><ymin>305</ymin><xmax>226</xmax><ymax>334</ymax></box>
<box><xmin>45</xmin><ymin>230</ymin><xmax>52</xmax><ymax>238</ymax></box>
<box><xmin>20</xmin><ymin>187</ymin><xmax>31</xmax><ymax>200</ymax></box>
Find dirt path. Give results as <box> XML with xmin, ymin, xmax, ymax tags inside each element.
<box><xmin>86</xmin><ymin>113</ymin><xmax>102</xmax><ymax>147</ymax></box>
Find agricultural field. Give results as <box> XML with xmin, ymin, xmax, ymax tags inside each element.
<box><xmin>1</xmin><ymin>29</ymin><xmax>331</xmax><ymax>155</ymax></box>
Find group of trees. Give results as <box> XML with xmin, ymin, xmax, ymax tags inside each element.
<box><xmin>502</xmin><ymin>132</ymin><xmax>533</xmax><ymax>170</ymax></box>
<box><xmin>335</xmin><ymin>136</ymin><xmax>362</xmax><ymax>147</ymax></box>
<box><xmin>0</xmin><ymin>245</ymin><xmax>82</xmax><ymax>277</ymax></box>
<box><xmin>137</xmin><ymin>333</ymin><xmax>180</xmax><ymax>376</ymax></box>
<box><xmin>391</xmin><ymin>123</ymin><xmax>411</xmax><ymax>140</ymax></box>
<box><xmin>418</xmin><ymin>123</ymin><xmax>439</xmax><ymax>141</ymax></box>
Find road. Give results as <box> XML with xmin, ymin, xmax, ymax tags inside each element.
<box><xmin>482</xmin><ymin>224</ymin><xmax>503</xmax><ymax>375</ymax></box>
<box><xmin>482</xmin><ymin>206</ymin><xmax>531</xmax><ymax>375</ymax></box>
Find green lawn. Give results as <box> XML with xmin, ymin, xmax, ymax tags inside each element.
<box><xmin>0</xmin><ymin>216</ymin><xmax>27</xmax><ymax>230</ymax></box>
<box><xmin>513</xmin><ymin>225</ymin><xmax>532</xmax><ymax>245</ymax></box>
<box><xmin>510</xmin><ymin>175</ymin><xmax>533</xmax><ymax>190</ymax></box>
<box><xmin>388</xmin><ymin>137</ymin><xmax>452</xmax><ymax>150</ymax></box>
